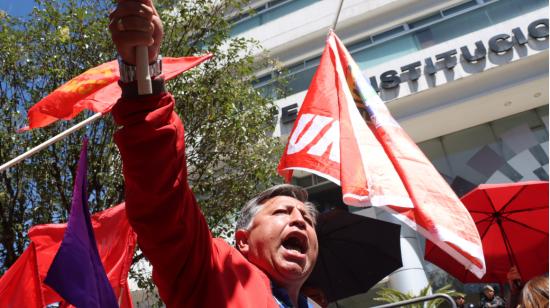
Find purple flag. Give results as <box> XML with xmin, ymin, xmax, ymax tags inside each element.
<box><xmin>44</xmin><ymin>139</ymin><xmax>118</xmax><ymax>308</ymax></box>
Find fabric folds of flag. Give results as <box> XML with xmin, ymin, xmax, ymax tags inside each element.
<box><xmin>277</xmin><ymin>31</ymin><xmax>485</xmax><ymax>278</ymax></box>
<box><xmin>24</xmin><ymin>54</ymin><xmax>212</xmax><ymax>130</ymax></box>
<box><xmin>0</xmin><ymin>203</ymin><xmax>135</xmax><ymax>307</ymax></box>
<box><xmin>32</xmin><ymin>203</ymin><xmax>135</xmax><ymax>308</ymax></box>
<box><xmin>43</xmin><ymin>139</ymin><xmax>118</xmax><ymax>307</ymax></box>
<box><xmin>0</xmin><ymin>242</ymin><xmax>45</xmax><ymax>308</ymax></box>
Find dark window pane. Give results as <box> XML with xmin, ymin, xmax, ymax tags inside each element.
<box><xmin>372</xmin><ymin>26</ymin><xmax>406</xmax><ymax>42</ymax></box>
<box><xmin>287</xmin><ymin>66</ymin><xmax>317</xmax><ymax>93</ymax></box>
<box><xmin>414</xmin><ymin>28</ymin><xmax>435</xmax><ymax>48</ymax></box>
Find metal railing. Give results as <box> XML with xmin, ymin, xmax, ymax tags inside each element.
<box><xmin>370</xmin><ymin>293</ymin><xmax>457</xmax><ymax>308</ymax></box>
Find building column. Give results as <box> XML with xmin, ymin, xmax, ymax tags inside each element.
<box><xmin>375</xmin><ymin>209</ymin><xmax>430</xmax><ymax>295</ymax></box>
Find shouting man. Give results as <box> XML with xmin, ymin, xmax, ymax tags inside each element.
<box><xmin>109</xmin><ymin>1</ymin><xmax>319</xmax><ymax>307</ymax></box>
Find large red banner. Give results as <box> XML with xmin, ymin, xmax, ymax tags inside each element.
<box><xmin>278</xmin><ymin>31</ymin><xmax>485</xmax><ymax>278</ymax></box>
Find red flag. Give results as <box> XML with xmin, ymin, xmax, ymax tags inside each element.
<box><xmin>277</xmin><ymin>34</ymin><xmax>413</xmax><ymax>209</ymax></box>
<box><xmin>0</xmin><ymin>203</ymin><xmax>136</xmax><ymax>307</ymax></box>
<box><xmin>278</xmin><ymin>31</ymin><xmax>485</xmax><ymax>278</ymax></box>
<box><xmin>0</xmin><ymin>243</ymin><xmax>45</xmax><ymax>308</ymax></box>
<box><xmin>24</xmin><ymin>54</ymin><xmax>213</xmax><ymax>130</ymax></box>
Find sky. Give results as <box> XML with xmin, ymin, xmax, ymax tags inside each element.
<box><xmin>0</xmin><ymin>0</ymin><xmax>37</xmax><ymax>17</ymax></box>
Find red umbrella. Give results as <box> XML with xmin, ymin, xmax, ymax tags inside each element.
<box><xmin>425</xmin><ymin>181</ymin><xmax>548</xmax><ymax>284</ymax></box>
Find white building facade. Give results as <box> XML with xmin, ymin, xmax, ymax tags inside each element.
<box><xmin>232</xmin><ymin>0</ymin><xmax>548</xmax><ymax>305</ymax></box>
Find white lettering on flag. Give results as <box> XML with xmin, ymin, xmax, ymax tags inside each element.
<box><xmin>307</xmin><ymin>119</ymin><xmax>340</xmax><ymax>163</ymax></box>
<box><xmin>287</xmin><ymin>114</ymin><xmax>333</xmax><ymax>155</ymax></box>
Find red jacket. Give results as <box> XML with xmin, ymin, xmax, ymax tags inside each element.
<box><xmin>112</xmin><ymin>92</ymin><xmax>279</xmax><ymax>307</ymax></box>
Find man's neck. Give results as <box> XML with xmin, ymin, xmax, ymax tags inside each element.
<box><xmin>271</xmin><ymin>280</ymin><xmax>304</xmax><ymax>307</ymax></box>
<box><xmin>287</xmin><ymin>288</ymin><xmax>300</xmax><ymax>307</ymax></box>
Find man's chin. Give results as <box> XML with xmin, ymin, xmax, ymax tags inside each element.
<box><xmin>275</xmin><ymin>259</ymin><xmax>312</xmax><ymax>281</ymax></box>
<box><xmin>273</xmin><ymin>249</ymin><xmax>315</xmax><ymax>281</ymax></box>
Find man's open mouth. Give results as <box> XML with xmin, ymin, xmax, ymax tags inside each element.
<box><xmin>282</xmin><ymin>233</ymin><xmax>308</xmax><ymax>254</ymax></box>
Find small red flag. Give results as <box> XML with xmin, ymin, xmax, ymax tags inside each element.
<box><xmin>278</xmin><ymin>31</ymin><xmax>486</xmax><ymax>278</ymax></box>
<box><xmin>23</xmin><ymin>54</ymin><xmax>213</xmax><ymax>130</ymax></box>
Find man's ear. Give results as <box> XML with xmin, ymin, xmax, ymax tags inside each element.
<box><xmin>235</xmin><ymin>229</ymin><xmax>250</xmax><ymax>255</ymax></box>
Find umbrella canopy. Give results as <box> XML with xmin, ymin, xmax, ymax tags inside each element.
<box><xmin>304</xmin><ymin>208</ymin><xmax>402</xmax><ymax>303</ymax></box>
<box><xmin>425</xmin><ymin>181</ymin><xmax>549</xmax><ymax>284</ymax></box>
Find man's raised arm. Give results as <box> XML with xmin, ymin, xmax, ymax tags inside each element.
<box><xmin>109</xmin><ymin>1</ymin><xmax>214</xmax><ymax>305</ymax></box>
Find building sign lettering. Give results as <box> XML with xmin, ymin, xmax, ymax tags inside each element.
<box><xmin>281</xmin><ymin>18</ymin><xmax>548</xmax><ymax>124</ymax></box>
<box><xmin>369</xmin><ymin>18</ymin><xmax>549</xmax><ymax>92</ymax></box>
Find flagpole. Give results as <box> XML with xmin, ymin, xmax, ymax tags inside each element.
<box><xmin>0</xmin><ymin>113</ymin><xmax>103</xmax><ymax>173</ymax></box>
<box><xmin>332</xmin><ymin>0</ymin><xmax>345</xmax><ymax>31</ymax></box>
<box><xmin>136</xmin><ymin>46</ymin><xmax>152</xmax><ymax>95</ymax></box>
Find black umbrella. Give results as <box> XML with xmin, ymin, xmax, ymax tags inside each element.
<box><xmin>304</xmin><ymin>208</ymin><xmax>402</xmax><ymax>303</ymax></box>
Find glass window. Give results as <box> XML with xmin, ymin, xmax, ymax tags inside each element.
<box><xmin>353</xmin><ymin>35</ymin><xmax>419</xmax><ymax>69</ymax></box>
<box><xmin>484</xmin><ymin>0</ymin><xmax>548</xmax><ymax>25</ymax></box>
<box><xmin>257</xmin><ymin>81</ymin><xmax>284</xmax><ymax>99</ymax></box>
<box><xmin>372</xmin><ymin>26</ymin><xmax>406</xmax><ymax>42</ymax></box>
<box><xmin>415</xmin><ymin>9</ymin><xmax>491</xmax><ymax>48</ymax></box>
<box><xmin>268</xmin><ymin>0</ymin><xmax>290</xmax><ymax>7</ymax></box>
<box><xmin>231</xmin><ymin>16</ymin><xmax>261</xmax><ymax>36</ymax></box>
<box><xmin>347</xmin><ymin>37</ymin><xmax>373</xmax><ymax>54</ymax></box>
<box><xmin>287</xmin><ymin>66</ymin><xmax>317</xmax><ymax>93</ymax></box>
<box><xmin>231</xmin><ymin>0</ymin><xmax>320</xmax><ymax>36</ymax></box>
<box><xmin>414</xmin><ymin>28</ymin><xmax>436</xmax><ymax>49</ymax></box>
<box><xmin>256</xmin><ymin>0</ymin><xmax>548</xmax><ymax>98</ymax></box>
<box><xmin>442</xmin><ymin>0</ymin><xmax>478</xmax><ymax>17</ymax></box>
<box><xmin>304</xmin><ymin>56</ymin><xmax>321</xmax><ymax>67</ymax></box>
<box><xmin>287</xmin><ymin>61</ymin><xmax>306</xmax><ymax>73</ymax></box>
<box><xmin>411</xmin><ymin>0</ymin><xmax>546</xmax><ymax>52</ymax></box>
<box><xmin>409</xmin><ymin>13</ymin><xmax>442</xmax><ymax>29</ymax></box>
<box><xmin>262</xmin><ymin>0</ymin><xmax>317</xmax><ymax>24</ymax></box>
<box><xmin>254</xmin><ymin>74</ymin><xmax>273</xmax><ymax>86</ymax></box>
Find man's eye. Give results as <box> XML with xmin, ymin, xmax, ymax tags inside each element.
<box><xmin>274</xmin><ymin>209</ymin><xmax>288</xmax><ymax>215</ymax></box>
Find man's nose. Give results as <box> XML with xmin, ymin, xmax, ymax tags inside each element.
<box><xmin>289</xmin><ymin>209</ymin><xmax>306</xmax><ymax>229</ymax></box>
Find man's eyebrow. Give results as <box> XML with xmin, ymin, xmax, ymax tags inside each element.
<box><xmin>299</xmin><ymin>208</ymin><xmax>311</xmax><ymax>217</ymax></box>
<box><xmin>280</xmin><ymin>204</ymin><xmax>309</xmax><ymax>213</ymax></box>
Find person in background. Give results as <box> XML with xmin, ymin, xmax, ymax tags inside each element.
<box><xmin>517</xmin><ymin>275</ymin><xmax>548</xmax><ymax>308</ymax></box>
<box><xmin>454</xmin><ymin>294</ymin><xmax>466</xmax><ymax>308</ymax></box>
<box><xmin>480</xmin><ymin>285</ymin><xmax>505</xmax><ymax>308</ymax></box>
